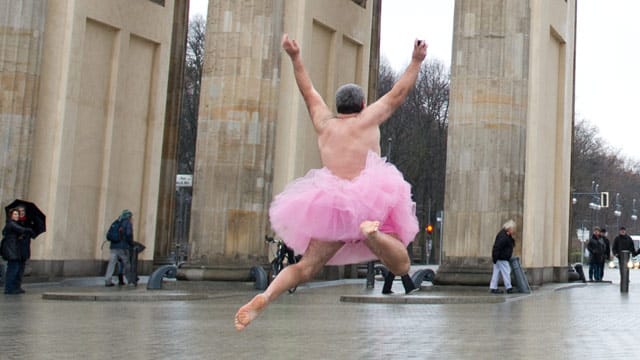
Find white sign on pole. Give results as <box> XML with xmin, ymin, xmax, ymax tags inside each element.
<box><xmin>576</xmin><ymin>228</ymin><xmax>590</xmax><ymax>242</ymax></box>
<box><xmin>176</xmin><ymin>174</ymin><xmax>193</xmax><ymax>187</ymax></box>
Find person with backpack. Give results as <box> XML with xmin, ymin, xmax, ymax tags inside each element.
<box><xmin>104</xmin><ymin>209</ymin><xmax>136</xmax><ymax>287</ymax></box>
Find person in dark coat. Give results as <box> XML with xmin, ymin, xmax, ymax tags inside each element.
<box><xmin>587</xmin><ymin>227</ymin><xmax>605</xmax><ymax>281</ymax></box>
<box><xmin>612</xmin><ymin>226</ymin><xmax>638</xmax><ymax>276</ymax></box>
<box><xmin>489</xmin><ymin>220</ymin><xmax>516</xmax><ymax>294</ymax></box>
<box><xmin>2</xmin><ymin>208</ymin><xmax>34</xmax><ymax>294</ymax></box>
<box><xmin>104</xmin><ymin>210</ymin><xmax>136</xmax><ymax>287</ymax></box>
<box><xmin>15</xmin><ymin>206</ymin><xmax>35</xmax><ymax>292</ymax></box>
<box><xmin>599</xmin><ymin>228</ymin><xmax>611</xmax><ymax>280</ymax></box>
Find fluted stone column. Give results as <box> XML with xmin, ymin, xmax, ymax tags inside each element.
<box><xmin>154</xmin><ymin>0</ymin><xmax>190</xmax><ymax>263</ymax></box>
<box><xmin>188</xmin><ymin>0</ymin><xmax>283</xmax><ymax>270</ymax></box>
<box><xmin>0</xmin><ymin>0</ymin><xmax>46</xmax><ymax>204</ymax></box>
<box><xmin>435</xmin><ymin>0</ymin><xmax>575</xmax><ymax>286</ymax></box>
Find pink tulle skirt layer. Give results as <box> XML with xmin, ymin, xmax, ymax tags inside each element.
<box><xmin>269</xmin><ymin>152</ymin><xmax>418</xmax><ymax>265</ymax></box>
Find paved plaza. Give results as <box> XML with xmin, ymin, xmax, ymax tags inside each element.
<box><xmin>0</xmin><ymin>265</ymin><xmax>638</xmax><ymax>359</ymax></box>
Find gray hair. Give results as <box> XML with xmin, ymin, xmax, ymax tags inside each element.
<box><xmin>335</xmin><ymin>83</ymin><xmax>364</xmax><ymax>114</ymax></box>
<box><xmin>503</xmin><ymin>220</ymin><xmax>516</xmax><ymax>231</ymax></box>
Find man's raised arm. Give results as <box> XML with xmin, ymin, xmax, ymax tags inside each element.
<box><xmin>361</xmin><ymin>39</ymin><xmax>427</xmax><ymax>126</ymax></box>
<box><xmin>281</xmin><ymin>34</ymin><xmax>332</xmax><ymax>130</ymax></box>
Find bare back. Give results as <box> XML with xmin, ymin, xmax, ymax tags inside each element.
<box><xmin>317</xmin><ymin>114</ymin><xmax>381</xmax><ymax>180</ymax></box>
<box><xmin>281</xmin><ymin>34</ymin><xmax>427</xmax><ymax>180</ymax></box>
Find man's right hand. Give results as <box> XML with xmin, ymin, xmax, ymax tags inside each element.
<box><xmin>282</xmin><ymin>33</ymin><xmax>300</xmax><ymax>59</ymax></box>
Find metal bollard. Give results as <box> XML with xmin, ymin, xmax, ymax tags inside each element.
<box><xmin>620</xmin><ymin>250</ymin><xmax>630</xmax><ymax>293</ymax></box>
<box><xmin>509</xmin><ymin>256</ymin><xmax>531</xmax><ymax>293</ymax></box>
<box><xmin>366</xmin><ymin>261</ymin><xmax>375</xmax><ymax>288</ymax></box>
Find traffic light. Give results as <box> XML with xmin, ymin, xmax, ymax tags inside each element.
<box><xmin>426</xmin><ymin>224</ymin><xmax>434</xmax><ymax>235</ymax></box>
<box><xmin>600</xmin><ymin>192</ymin><xmax>609</xmax><ymax>208</ymax></box>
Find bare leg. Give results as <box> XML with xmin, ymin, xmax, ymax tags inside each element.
<box><xmin>360</xmin><ymin>221</ymin><xmax>411</xmax><ymax>276</ymax></box>
<box><xmin>234</xmin><ymin>239</ymin><xmax>344</xmax><ymax>331</ymax></box>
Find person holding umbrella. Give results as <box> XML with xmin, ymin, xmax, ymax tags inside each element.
<box><xmin>3</xmin><ymin>200</ymin><xmax>46</xmax><ymax>292</ymax></box>
<box><xmin>1</xmin><ymin>208</ymin><xmax>34</xmax><ymax>294</ymax></box>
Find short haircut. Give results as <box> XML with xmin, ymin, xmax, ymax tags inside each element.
<box><xmin>503</xmin><ymin>220</ymin><xmax>516</xmax><ymax>231</ymax></box>
<box><xmin>335</xmin><ymin>83</ymin><xmax>364</xmax><ymax>114</ymax></box>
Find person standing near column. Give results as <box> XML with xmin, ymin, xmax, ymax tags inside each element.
<box><xmin>599</xmin><ymin>228</ymin><xmax>611</xmax><ymax>280</ymax></box>
<box><xmin>587</xmin><ymin>227</ymin><xmax>604</xmax><ymax>282</ymax></box>
<box><xmin>489</xmin><ymin>220</ymin><xmax>516</xmax><ymax>294</ymax></box>
<box><xmin>104</xmin><ymin>210</ymin><xmax>136</xmax><ymax>287</ymax></box>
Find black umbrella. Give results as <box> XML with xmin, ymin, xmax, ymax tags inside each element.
<box><xmin>5</xmin><ymin>199</ymin><xmax>46</xmax><ymax>238</ymax></box>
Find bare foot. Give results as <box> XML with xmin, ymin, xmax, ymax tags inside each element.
<box><xmin>360</xmin><ymin>220</ymin><xmax>380</xmax><ymax>239</ymax></box>
<box><xmin>234</xmin><ymin>293</ymin><xmax>268</xmax><ymax>331</ymax></box>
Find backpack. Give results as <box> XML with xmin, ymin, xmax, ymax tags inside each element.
<box><xmin>106</xmin><ymin>219</ymin><xmax>122</xmax><ymax>243</ymax></box>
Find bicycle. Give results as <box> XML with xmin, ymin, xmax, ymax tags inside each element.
<box><xmin>265</xmin><ymin>235</ymin><xmax>301</xmax><ymax>293</ymax></box>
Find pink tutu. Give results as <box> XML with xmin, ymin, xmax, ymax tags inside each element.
<box><xmin>269</xmin><ymin>152</ymin><xmax>418</xmax><ymax>265</ymax></box>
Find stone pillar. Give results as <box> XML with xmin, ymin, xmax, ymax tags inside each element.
<box><xmin>154</xmin><ymin>0</ymin><xmax>190</xmax><ymax>263</ymax></box>
<box><xmin>435</xmin><ymin>0</ymin><xmax>575</xmax><ymax>286</ymax></box>
<box><xmin>0</xmin><ymin>0</ymin><xmax>46</xmax><ymax>204</ymax></box>
<box><xmin>188</xmin><ymin>0</ymin><xmax>283</xmax><ymax>269</ymax></box>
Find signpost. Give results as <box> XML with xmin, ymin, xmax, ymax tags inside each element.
<box><xmin>577</xmin><ymin>227</ymin><xmax>590</xmax><ymax>264</ymax></box>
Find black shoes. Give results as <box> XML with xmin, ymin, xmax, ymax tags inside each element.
<box><xmin>382</xmin><ymin>271</ymin><xmax>395</xmax><ymax>295</ymax></box>
<box><xmin>105</xmin><ymin>282</ymin><xmax>115</xmax><ymax>287</ymax></box>
<box><xmin>506</xmin><ymin>288</ymin><xmax>514</xmax><ymax>294</ymax></box>
<box><xmin>401</xmin><ymin>274</ymin><xmax>418</xmax><ymax>294</ymax></box>
<box><xmin>381</xmin><ymin>272</ymin><xmax>419</xmax><ymax>295</ymax></box>
<box><xmin>118</xmin><ymin>274</ymin><xmax>125</xmax><ymax>286</ymax></box>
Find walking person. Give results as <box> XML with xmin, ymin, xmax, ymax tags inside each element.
<box><xmin>612</xmin><ymin>226</ymin><xmax>638</xmax><ymax>276</ymax></box>
<box><xmin>234</xmin><ymin>34</ymin><xmax>427</xmax><ymax>331</ymax></box>
<box><xmin>489</xmin><ymin>220</ymin><xmax>516</xmax><ymax>294</ymax></box>
<box><xmin>587</xmin><ymin>227</ymin><xmax>605</xmax><ymax>282</ymax></box>
<box><xmin>1</xmin><ymin>208</ymin><xmax>33</xmax><ymax>294</ymax></box>
<box><xmin>104</xmin><ymin>210</ymin><xmax>136</xmax><ymax>287</ymax></box>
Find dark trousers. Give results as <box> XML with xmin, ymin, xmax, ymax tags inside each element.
<box><xmin>590</xmin><ymin>262</ymin><xmax>603</xmax><ymax>281</ymax></box>
<box><xmin>5</xmin><ymin>260</ymin><xmax>24</xmax><ymax>293</ymax></box>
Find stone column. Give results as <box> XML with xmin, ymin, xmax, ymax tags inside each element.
<box><xmin>435</xmin><ymin>0</ymin><xmax>575</xmax><ymax>286</ymax></box>
<box><xmin>188</xmin><ymin>0</ymin><xmax>283</xmax><ymax>271</ymax></box>
<box><xmin>0</xmin><ymin>0</ymin><xmax>46</xmax><ymax>204</ymax></box>
<box><xmin>154</xmin><ymin>0</ymin><xmax>190</xmax><ymax>264</ymax></box>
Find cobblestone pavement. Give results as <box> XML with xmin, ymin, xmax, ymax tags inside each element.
<box><xmin>0</xmin><ymin>265</ymin><xmax>637</xmax><ymax>360</ymax></box>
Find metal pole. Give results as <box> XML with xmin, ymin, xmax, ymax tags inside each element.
<box><xmin>620</xmin><ymin>250</ymin><xmax>630</xmax><ymax>293</ymax></box>
<box><xmin>366</xmin><ymin>262</ymin><xmax>375</xmax><ymax>288</ymax></box>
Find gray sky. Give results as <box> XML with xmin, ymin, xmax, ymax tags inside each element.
<box><xmin>189</xmin><ymin>0</ymin><xmax>640</xmax><ymax>161</ymax></box>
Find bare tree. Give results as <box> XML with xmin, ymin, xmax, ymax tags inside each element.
<box><xmin>569</xmin><ymin>118</ymin><xmax>640</xmax><ymax>261</ymax></box>
<box><xmin>379</xmin><ymin>59</ymin><xmax>450</xmax><ymax>263</ymax></box>
<box><xmin>178</xmin><ymin>15</ymin><xmax>206</xmax><ymax>174</ymax></box>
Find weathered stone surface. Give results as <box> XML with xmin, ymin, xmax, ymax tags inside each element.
<box><xmin>439</xmin><ymin>0</ymin><xmax>576</xmax><ymax>285</ymax></box>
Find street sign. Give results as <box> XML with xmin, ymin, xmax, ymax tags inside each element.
<box><xmin>576</xmin><ymin>227</ymin><xmax>590</xmax><ymax>242</ymax></box>
<box><xmin>176</xmin><ymin>174</ymin><xmax>193</xmax><ymax>187</ymax></box>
